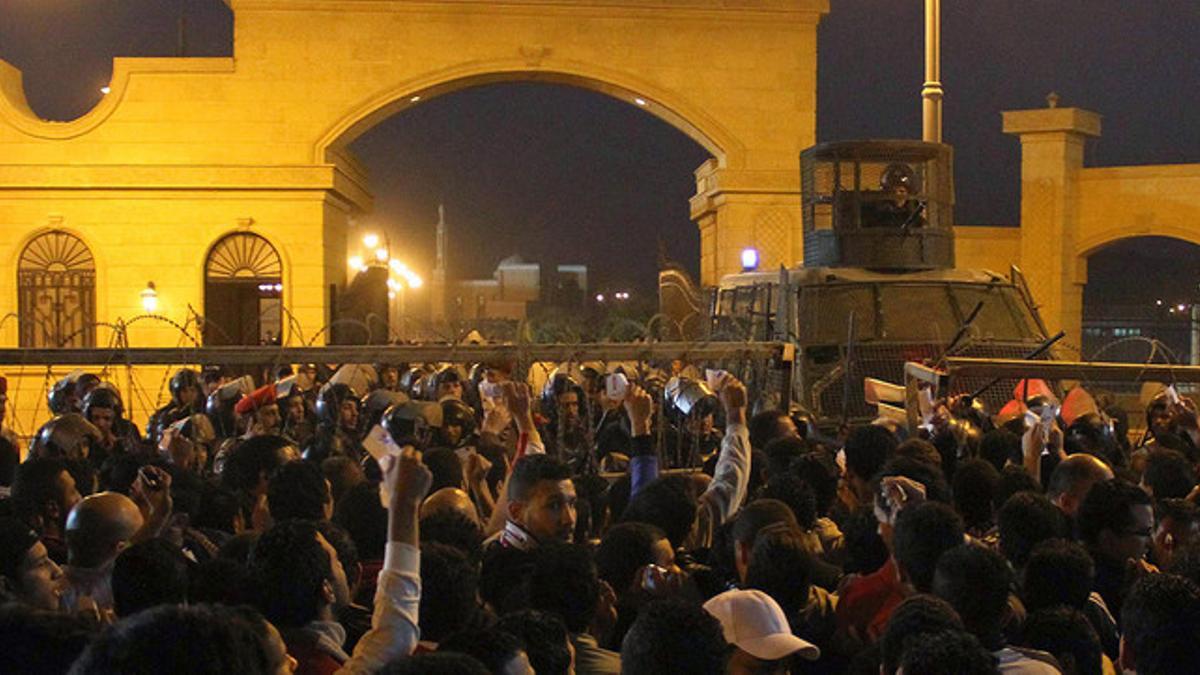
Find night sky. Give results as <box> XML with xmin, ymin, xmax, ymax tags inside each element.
<box><xmin>2</xmin><ymin>1</ymin><xmax>1200</xmax><ymax>300</ymax></box>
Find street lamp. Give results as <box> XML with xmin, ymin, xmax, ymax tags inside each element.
<box><xmin>140</xmin><ymin>281</ymin><xmax>159</xmax><ymax>313</ymax></box>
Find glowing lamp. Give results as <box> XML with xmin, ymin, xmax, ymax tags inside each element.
<box><xmin>348</xmin><ymin>255</ymin><xmax>366</xmax><ymax>272</ymax></box>
<box><xmin>140</xmin><ymin>281</ymin><xmax>158</xmax><ymax>313</ymax></box>
<box><xmin>362</xmin><ymin>233</ymin><xmax>380</xmax><ymax>249</ymax></box>
<box><xmin>374</xmin><ymin>247</ymin><xmax>389</xmax><ymax>263</ymax></box>
<box><xmin>741</xmin><ymin>248</ymin><xmax>760</xmax><ymax>272</ymax></box>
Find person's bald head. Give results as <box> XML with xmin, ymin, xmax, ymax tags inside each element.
<box><xmin>1048</xmin><ymin>453</ymin><xmax>1115</xmax><ymax>518</ymax></box>
<box><xmin>65</xmin><ymin>492</ymin><xmax>144</xmax><ymax>568</ymax></box>
<box><xmin>421</xmin><ymin>488</ymin><xmax>480</xmax><ymax>525</ymax></box>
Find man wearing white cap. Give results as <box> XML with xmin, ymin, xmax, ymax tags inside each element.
<box><xmin>703</xmin><ymin>588</ymin><xmax>821</xmax><ymax>674</ymax></box>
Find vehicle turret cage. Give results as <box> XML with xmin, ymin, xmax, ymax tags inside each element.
<box><xmin>802</xmin><ymin>140</ymin><xmax>955</xmax><ymax>271</ymax></box>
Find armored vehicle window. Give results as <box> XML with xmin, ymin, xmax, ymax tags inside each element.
<box><xmin>877</xmin><ymin>285</ymin><xmax>958</xmax><ymax>342</ymax></box>
<box><xmin>950</xmin><ymin>286</ymin><xmax>1037</xmax><ymax>340</ymax></box>
<box><xmin>799</xmin><ymin>285</ymin><xmax>876</xmax><ymax>344</ymax></box>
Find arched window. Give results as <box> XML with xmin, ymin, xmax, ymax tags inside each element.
<box><xmin>204</xmin><ymin>232</ymin><xmax>283</xmax><ymax>345</ymax></box>
<box><xmin>18</xmin><ymin>231</ymin><xmax>96</xmax><ymax>348</ymax></box>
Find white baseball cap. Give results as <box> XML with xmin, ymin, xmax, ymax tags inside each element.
<box><xmin>702</xmin><ymin>589</ymin><xmax>820</xmax><ymax>661</ymax></box>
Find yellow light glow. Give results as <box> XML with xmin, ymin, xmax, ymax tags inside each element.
<box><xmin>140</xmin><ymin>281</ymin><xmax>158</xmax><ymax>313</ymax></box>
<box><xmin>387</xmin><ymin>278</ymin><xmax>401</xmax><ymax>291</ymax></box>
<box><xmin>402</xmin><ymin>271</ymin><xmax>423</xmax><ymax>288</ymax></box>
<box><xmin>362</xmin><ymin>233</ymin><xmax>379</xmax><ymax>249</ymax></box>
<box><xmin>348</xmin><ymin>255</ymin><xmax>365</xmax><ymax>271</ymax></box>
<box><xmin>374</xmin><ymin>247</ymin><xmax>389</xmax><ymax>263</ymax></box>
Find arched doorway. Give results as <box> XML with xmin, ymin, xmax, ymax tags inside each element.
<box><xmin>17</xmin><ymin>230</ymin><xmax>96</xmax><ymax>348</ymax></box>
<box><xmin>203</xmin><ymin>232</ymin><xmax>283</xmax><ymax>346</ymax></box>
<box><xmin>1081</xmin><ymin>236</ymin><xmax>1200</xmax><ymax>363</ymax></box>
<box><xmin>342</xmin><ymin>81</ymin><xmax>713</xmax><ymax>340</ymax></box>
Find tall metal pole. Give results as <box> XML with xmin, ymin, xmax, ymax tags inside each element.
<box><xmin>922</xmin><ymin>0</ymin><xmax>943</xmax><ymax>143</ymax></box>
<box><xmin>1191</xmin><ymin>305</ymin><xmax>1199</xmax><ymax>366</ymax></box>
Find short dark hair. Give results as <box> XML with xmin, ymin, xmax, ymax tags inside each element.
<box><xmin>315</xmin><ymin>520</ymin><xmax>359</xmax><ymax>586</ymax></box>
<box><xmin>997</xmin><ymin>491</ymin><xmax>1069</xmax><ymax>568</ymax></box>
<box><xmin>1121</xmin><ymin>573</ymin><xmax>1200</xmax><ymax>675</ymax></box>
<box><xmin>842</xmin><ymin>506</ymin><xmax>890</xmax><ymax>575</ymax></box>
<box><xmin>69</xmin><ymin>604</ymin><xmax>283</xmax><ymax>675</ymax></box>
<box><xmin>744</xmin><ymin>526</ymin><xmax>813</xmax><ymax>617</ymax></box>
<box><xmin>192</xmin><ymin>484</ymin><xmax>243</xmax><ymax>535</ymax></box>
<box><xmin>759</xmin><ymin>474</ymin><xmax>818</xmax><ymax>530</ymax></box>
<box><xmin>494</xmin><ymin>610</ymin><xmax>572</xmax><ymax>675</ymax></box>
<box><xmin>762</xmin><ymin>436</ymin><xmax>806</xmax><ymax>478</ymax></box>
<box><xmin>334</xmin><ymin>481</ymin><xmax>388</xmax><ymax>562</ymax></box>
<box><xmin>980</xmin><ymin>429</ymin><xmax>1020</xmax><ymax>473</ymax></box>
<box><xmin>893</xmin><ymin>502</ymin><xmax>964</xmax><ymax>593</ymax></box>
<box><xmin>749</xmin><ymin>410</ymin><xmax>793</xmax><ymax>452</ymax></box>
<box><xmin>1018</xmin><ymin>607</ymin><xmax>1102</xmax><ymax>675</ymax></box>
<box><xmin>620</xmin><ymin>474</ymin><xmax>698</xmax><ymax>549</ymax></box>
<box><xmin>111</xmin><ymin>539</ymin><xmax>191</xmax><ymax>617</ymax></box>
<box><xmin>897</xmin><ymin>629</ymin><xmax>999</xmax><ymax>675</ymax></box>
<box><xmin>419</xmin><ymin>542</ymin><xmax>481</xmax><ymax>643</ymax></box>
<box><xmin>1077</xmin><ymin>479</ymin><xmax>1152</xmax><ymax>548</ymax></box>
<box><xmin>1144</xmin><ymin>449</ymin><xmax>1197</xmax><ymax>501</ymax></box>
<box><xmin>188</xmin><ymin>558</ymin><xmax>254</xmax><ymax>607</ymax></box>
<box><xmin>0</xmin><ymin>604</ymin><xmax>97</xmax><ymax>675</ymax></box>
<box><xmin>222</xmin><ymin>435</ymin><xmax>294</xmax><ymax>494</ymax></box>
<box><xmin>731</xmin><ymin>498</ymin><xmax>798</xmax><ymax>549</ymax></box>
<box><xmin>791</xmin><ymin>450</ymin><xmax>840</xmax><ymax>517</ymax></box>
<box><xmin>879</xmin><ymin>594</ymin><xmax>963</xmax><ymax>675</ymax></box>
<box><xmin>249</xmin><ymin>520</ymin><xmax>330</xmax><ymax>627</ymax></box>
<box><xmin>424</xmin><ymin>448</ymin><xmax>466</xmax><ymax>493</ymax></box>
<box><xmin>479</xmin><ymin>546</ymin><xmax>533</xmax><ymax>617</ymax></box>
<box><xmin>507</xmin><ymin>454</ymin><xmax>571</xmax><ymax>503</ymax></box>
<box><xmin>997</xmin><ymin>465</ymin><xmax>1040</xmax><ymax>506</ymax></box>
<box><xmin>420</xmin><ymin>509</ymin><xmax>484</xmax><ymax>562</ymax></box>
<box><xmin>932</xmin><ymin>544</ymin><xmax>1012</xmax><ymax>642</ymax></box>
<box><xmin>620</xmin><ymin>598</ymin><xmax>727</xmax><ymax>675</ymax></box>
<box><xmin>953</xmin><ymin>459</ymin><xmax>1001</xmax><ymax>532</ymax></box>
<box><xmin>10</xmin><ymin>458</ymin><xmax>69</xmax><ymax>521</ymax></box>
<box><xmin>528</xmin><ymin>543</ymin><xmax>602</xmax><ymax>634</ymax></box>
<box><xmin>379</xmin><ymin>652</ymin><xmax>489</xmax><ymax>675</ymax></box>
<box><xmin>1022</xmin><ymin>538</ymin><xmax>1095</xmax><ymax>612</ymax></box>
<box><xmin>267</xmin><ymin>460</ymin><xmax>330</xmax><ymax>522</ymax></box>
<box><xmin>439</xmin><ymin>627</ymin><xmax>525</xmax><ymax>673</ymax></box>
<box><xmin>844</xmin><ymin>425</ymin><xmax>897</xmax><ymax>481</ymax></box>
<box><xmin>594</xmin><ymin>522</ymin><xmax>667</xmax><ymax>595</ymax></box>
<box><xmin>876</xmin><ymin>456</ymin><xmax>951</xmax><ymax>504</ymax></box>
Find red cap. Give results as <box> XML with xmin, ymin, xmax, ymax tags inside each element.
<box><xmin>1061</xmin><ymin>385</ymin><xmax>1099</xmax><ymax>427</ymax></box>
<box><xmin>994</xmin><ymin>398</ymin><xmax>1028</xmax><ymax>428</ymax></box>
<box><xmin>234</xmin><ymin>384</ymin><xmax>277</xmax><ymax>416</ymax></box>
<box><xmin>1012</xmin><ymin>379</ymin><xmax>1057</xmax><ymax>404</ymax></box>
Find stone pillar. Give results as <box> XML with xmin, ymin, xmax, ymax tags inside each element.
<box><xmin>1002</xmin><ymin>105</ymin><xmax>1101</xmax><ymax>357</ymax></box>
<box><xmin>691</xmin><ymin>160</ymin><xmax>802</xmax><ymax>285</ymax></box>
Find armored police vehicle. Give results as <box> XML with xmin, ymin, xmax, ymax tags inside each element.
<box><xmin>660</xmin><ymin>140</ymin><xmax>1053</xmax><ymax>427</ymax></box>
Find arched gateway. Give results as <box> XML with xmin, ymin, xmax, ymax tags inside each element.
<box><xmin>0</xmin><ymin>0</ymin><xmax>830</xmax><ymax>346</ymax></box>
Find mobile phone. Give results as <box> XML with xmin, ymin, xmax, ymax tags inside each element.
<box><xmin>641</xmin><ymin>564</ymin><xmax>669</xmax><ymax>592</ymax></box>
<box><xmin>705</xmin><ymin>369</ymin><xmax>728</xmax><ymax>392</ymax></box>
<box><xmin>479</xmin><ymin>381</ymin><xmax>504</xmax><ymax>400</ymax></box>
<box><xmin>606</xmin><ymin>373</ymin><xmax>629</xmax><ymax>401</ymax></box>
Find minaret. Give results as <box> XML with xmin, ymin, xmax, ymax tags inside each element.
<box><xmin>432</xmin><ymin>204</ymin><xmax>447</xmax><ymax>322</ymax></box>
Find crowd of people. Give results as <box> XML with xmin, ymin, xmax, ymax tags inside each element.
<box><xmin>0</xmin><ymin>359</ymin><xmax>1199</xmax><ymax>674</ymax></box>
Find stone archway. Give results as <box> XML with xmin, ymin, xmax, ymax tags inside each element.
<box><xmin>0</xmin><ymin>0</ymin><xmax>829</xmax><ymax>344</ymax></box>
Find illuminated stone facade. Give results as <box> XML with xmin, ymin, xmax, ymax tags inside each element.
<box><xmin>0</xmin><ymin>0</ymin><xmax>829</xmax><ymax>347</ymax></box>
<box><xmin>954</xmin><ymin>104</ymin><xmax>1200</xmax><ymax>357</ymax></box>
